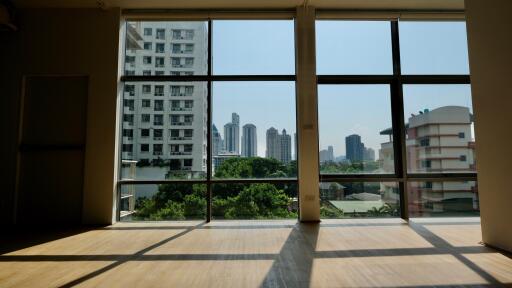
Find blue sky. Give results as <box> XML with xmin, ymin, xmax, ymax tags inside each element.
<box><xmin>211</xmin><ymin>20</ymin><xmax>471</xmax><ymax>158</ymax></box>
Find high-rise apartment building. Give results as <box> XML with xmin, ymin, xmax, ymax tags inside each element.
<box><xmin>345</xmin><ymin>134</ymin><xmax>364</xmax><ymax>162</ymax></box>
<box><xmin>241</xmin><ymin>124</ymin><xmax>257</xmax><ymax>157</ymax></box>
<box><xmin>280</xmin><ymin>129</ymin><xmax>292</xmax><ymax>164</ymax></box>
<box><xmin>122</xmin><ymin>22</ymin><xmax>208</xmax><ymax>176</ymax></box>
<box><xmin>266</xmin><ymin>127</ymin><xmax>279</xmax><ymax>160</ymax></box>
<box><xmin>379</xmin><ymin>106</ymin><xmax>477</xmax><ymax>215</ymax></box>
<box><xmin>212</xmin><ymin>124</ymin><xmax>223</xmax><ymax>156</ymax></box>
<box><xmin>266</xmin><ymin>127</ymin><xmax>292</xmax><ymax>164</ymax></box>
<box><xmin>224</xmin><ymin>112</ymin><xmax>240</xmax><ymax>154</ymax></box>
<box><xmin>363</xmin><ymin>147</ymin><xmax>375</xmax><ymax>161</ymax></box>
<box><xmin>320</xmin><ymin>145</ymin><xmax>335</xmax><ymax>163</ymax></box>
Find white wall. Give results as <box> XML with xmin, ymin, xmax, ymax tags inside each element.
<box><xmin>465</xmin><ymin>0</ymin><xmax>512</xmax><ymax>252</ymax></box>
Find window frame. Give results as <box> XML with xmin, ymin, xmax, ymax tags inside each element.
<box><xmin>119</xmin><ymin>17</ymin><xmax>298</xmax><ymax>222</ymax></box>
<box><xmin>118</xmin><ymin>12</ymin><xmax>476</xmax><ymax>222</ymax></box>
<box><xmin>316</xmin><ymin>19</ymin><xmax>475</xmax><ymax>219</ymax></box>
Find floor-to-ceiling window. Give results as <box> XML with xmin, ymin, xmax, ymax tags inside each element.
<box><xmin>119</xmin><ymin>18</ymin><xmax>297</xmax><ymax>221</ymax></box>
<box><xmin>118</xmin><ymin>13</ymin><xmax>476</xmax><ymax>221</ymax></box>
<box><xmin>316</xmin><ymin>19</ymin><xmax>477</xmax><ymax>218</ymax></box>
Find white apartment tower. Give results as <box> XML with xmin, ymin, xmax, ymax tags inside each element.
<box><xmin>379</xmin><ymin>106</ymin><xmax>477</xmax><ymax>215</ymax></box>
<box><xmin>224</xmin><ymin>113</ymin><xmax>240</xmax><ymax>154</ymax></box>
<box><xmin>122</xmin><ymin>22</ymin><xmax>208</xmax><ymax>176</ymax></box>
<box><xmin>241</xmin><ymin>124</ymin><xmax>257</xmax><ymax>157</ymax></box>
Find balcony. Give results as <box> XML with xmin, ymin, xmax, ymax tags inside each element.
<box><xmin>153</xmin><ymin>151</ymin><xmax>163</xmax><ymax>156</ymax></box>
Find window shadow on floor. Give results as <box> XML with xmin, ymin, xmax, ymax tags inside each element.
<box><xmin>1</xmin><ymin>219</ymin><xmax>511</xmax><ymax>287</ymax></box>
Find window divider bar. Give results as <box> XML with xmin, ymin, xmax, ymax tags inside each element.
<box><xmin>206</xmin><ymin>20</ymin><xmax>213</xmax><ymax>223</ymax></box>
<box><xmin>317</xmin><ymin>75</ymin><xmax>394</xmax><ymax>84</ymax></box>
<box><xmin>118</xmin><ymin>178</ymin><xmax>298</xmax><ymax>185</ymax></box>
<box><xmin>121</xmin><ymin>75</ymin><xmax>296</xmax><ymax>82</ymax></box>
<box><xmin>401</xmin><ymin>75</ymin><xmax>470</xmax><ymax>84</ymax></box>
<box><xmin>390</xmin><ymin>20</ymin><xmax>409</xmax><ymax>220</ymax></box>
<box><xmin>407</xmin><ymin>173</ymin><xmax>477</xmax><ymax>180</ymax></box>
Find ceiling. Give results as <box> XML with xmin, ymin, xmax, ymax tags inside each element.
<box><xmin>13</xmin><ymin>0</ymin><xmax>465</xmax><ymax>11</ymax></box>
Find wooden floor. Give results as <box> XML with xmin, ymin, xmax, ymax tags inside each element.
<box><xmin>1</xmin><ymin>218</ymin><xmax>512</xmax><ymax>287</ymax></box>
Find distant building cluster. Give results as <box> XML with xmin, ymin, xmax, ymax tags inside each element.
<box><xmin>265</xmin><ymin>127</ymin><xmax>292</xmax><ymax>164</ymax></box>
<box><xmin>319</xmin><ymin>146</ymin><xmax>334</xmax><ymax>163</ymax></box>
<box><xmin>345</xmin><ymin>134</ymin><xmax>375</xmax><ymax>163</ymax></box>
<box><xmin>212</xmin><ymin>112</ymin><xmax>293</xmax><ymax>172</ymax></box>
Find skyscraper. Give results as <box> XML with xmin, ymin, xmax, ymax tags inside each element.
<box><xmin>212</xmin><ymin>124</ymin><xmax>223</xmax><ymax>156</ymax></box>
<box><xmin>346</xmin><ymin>134</ymin><xmax>364</xmax><ymax>162</ymax></box>
<box><xmin>364</xmin><ymin>147</ymin><xmax>375</xmax><ymax>161</ymax></box>
<box><xmin>241</xmin><ymin>124</ymin><xmax>257</xmax><ymax>157</ymax></box>
<box><xmin>294</xmin><ymin>132</ymin><xmax>297</xmax><ymax>160</ymax></box>
<box><xmin>224</xmin><ymin>112</ymin><xmax>240</xmax><ymax>154</ymax></box>
<box><xmin>319</xmin><ymin>145</ymin><xmax>334</xmax><ymax>163</ymax></box>
<box><xmin>122</xmin><ymin>22</ymin><xmax>208</xmax><ymax>175</ymax></box>
<box><xmin>279</xmin><ymin>129</ymin><xmax>292</xmax><ymax>164</ymax></box>
<box><xmin>266</xmin><ymin>127</ymin><xmax>291</xmax><ymax>164</ymax></box>
<box><xmin>266</xmin><ymin>127</ymin><xmax>279</xmax><ymax>159</ymax></box>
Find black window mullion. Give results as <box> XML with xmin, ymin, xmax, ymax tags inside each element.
<box><xmin>206</xmin><ymin>19</ymin><xmax>213</xmax><ymax>223</ymax></box>
<box><xmin>391</xmin><ymin>20</ymin><xmax>409</xmax><ymax>220</ymax></box>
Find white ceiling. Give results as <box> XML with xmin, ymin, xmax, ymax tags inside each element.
<box><xmin>13</xmin><ymin>0</ymin><xmax>465</xmax><ymax>10</ymax></box>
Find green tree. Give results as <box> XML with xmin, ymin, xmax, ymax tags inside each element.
<box><xmin>223</xmin><ymin>184</ymin><xmax>296</xmax><ymax>219</ymax></box>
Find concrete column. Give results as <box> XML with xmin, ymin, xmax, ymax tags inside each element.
<box><xmin>465</xmin><ymin>0</ymin><xmax>512</xmax><ymax>252</ymax></box>
<box><xmin>295</xmin><ymin>6</ymin><xmax>320</xmax><ymax>221</ymax></box>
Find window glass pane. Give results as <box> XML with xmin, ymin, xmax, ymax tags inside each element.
<box><xmin>212</xmin><ymin>183</ymin><xmax>297</xmax><ymax>219</ymax></box>
<box><xmin>408</xmin><ymin>181</ymin><xmax>479</xmax><ymax>217</ymax></box>
<box><xmin>318</xmin><ymin>85</ymin><xmax>394</xmax><ymax>174</ymax></box>
<box><xmin>119</xmin><ymin>184</ymin><xmax>206</xmax><ymax>221</ymax></box>
<box><xmin>212</xmin><ymin>20</ymin><xmax>295</xmax><ymax>75</ymax></box>
<box><xmin>121</xmin><ymin>82</ymin><xmax>207</xmax><ymax>180</ymax></box>
<box><xmin>124</xmin><ymin>21</ymin><xmax>207</xmax><ymax>76</ymax></box>
<box><xmin>320</xmin><ymin>182</ymin><xmax>400</xmax><ymax>219</ymax></box>
<box><xmin>212</xmin><ymin>82</ymin><xmax>297</xmax><ymax>178</ymax></box>
<box><xmin>403</xmin><ymin>85</ymin><xmax>476</xmax><ymax>173</ymax></box>
<box><xmin>399</xmin><ymin>21</ymin><xmax>470</xmax><ymax>75</ymax></box>
<box><xmin>316</xmin><ymin>21</ymin><xmax>392</xmax><ymax>75</ymax></box>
